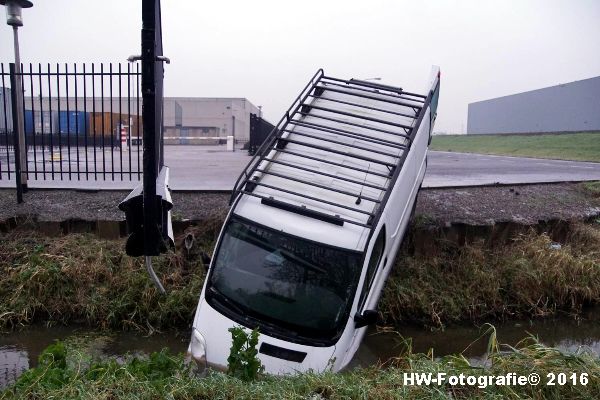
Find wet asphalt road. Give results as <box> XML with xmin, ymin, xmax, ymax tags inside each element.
<box><xmin>1</xmin><ymin>146</ymin><xmax>599</xmax><ymax>190</ymax></box>
<box><xmin>424</xmin><ymin>151</ymin><xmax>600</xmax><ymax>187</ymax></box>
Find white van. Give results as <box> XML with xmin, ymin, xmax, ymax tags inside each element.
<box><xmin>189</xmin><ymin>67</ymin><xmax>440</xmax><ymax>374</ymax></box>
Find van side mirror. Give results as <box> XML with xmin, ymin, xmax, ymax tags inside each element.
<box><xmin>354</xmin><ymin>309</ymin><xmax>378</xmax><ymax>328</ymax></box>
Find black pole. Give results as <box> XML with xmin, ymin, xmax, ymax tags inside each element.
<box><xmin>9</xmin><ymin>63</ymin><xmax>23</xmax><ymax>204</ymax></box>
<box><xmin>141</xmin><ymin>0</ymin><xmax>160</xmax><ymax>256</ymax></box>
<box><xmin>155</xmin><ymin>2</ymin><xmax>165</xmax><ymax>170</ymax></box>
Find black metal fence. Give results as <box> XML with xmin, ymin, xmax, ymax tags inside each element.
<box><xmin>0</xmin><ymin>62</ymin><xmax>143</xmax><ymax>182</ymax></box>
<box><xmin>248</xmin><ymin>113</ymin><xmax>276</xmax><ymax>155</ymax></box>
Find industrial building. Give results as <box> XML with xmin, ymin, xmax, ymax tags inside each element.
<box><xmin>163</xmin><ymin>97</ymin><xmax>260</xmax><ymax>144</ymax></box>
<box><xmin>0</xmin><ymin>87</ymin><xmax>12</xmax><ymax>133</ymax></box>
<box><xmin>467</xmin><ymin>76</ymin><xmax>600</xmax><ymax>134</ymax></box>
<box><xmin>14</xmin><ymin>96</ymin><xmax>261</xmax><ymax>145</ymax></box>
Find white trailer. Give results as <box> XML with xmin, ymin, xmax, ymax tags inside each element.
<box><xmin>189</xmin><ymin>67</ymin><xmax>441</xmax><ymax>374</ymax></box>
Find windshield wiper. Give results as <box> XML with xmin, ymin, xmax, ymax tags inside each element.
<box><xmin>208</xmin><ymin>287</ymin><xmax>246</xmax><ymax>317</ymax></box>
<box><xmin>209</xmin><ymin>289</ymin><xmax>333</xmax><ymax>346</ymax></box>
<box><xmin>244</xmin><ymin>314</ymin><xmax>332</xmax><ymax>345</ymax></box>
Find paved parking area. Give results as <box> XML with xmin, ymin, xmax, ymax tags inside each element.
<box><xmin>1</xmin><ymin>145</ymin><xmax>599</xmax><ymax>191</ymax></box>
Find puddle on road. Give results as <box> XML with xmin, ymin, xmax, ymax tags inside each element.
<box><xmin>1</xmin><ymin>310</ymin><xmax>599</xmax><ymax>388</ymax></box>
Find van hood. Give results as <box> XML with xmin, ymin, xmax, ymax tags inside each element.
<box><xmin>192</xmin><ymin>299</ymin><xmax>336</xmax><ymax>375</ymax></box>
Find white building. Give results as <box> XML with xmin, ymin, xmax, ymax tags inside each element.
<box><xmin>467</xmin><ymin>76</ymin><xmax>600</xmax><ymax>134</ymax></box>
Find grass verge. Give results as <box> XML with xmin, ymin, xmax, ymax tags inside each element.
<box><xmin>380</xmin><ymin>223</ymin><xmax>600</xmax><ymax>328</ymax></box>
<box><xmin>582</xmin><ymin>181</ymin><xmax>600</xmax><ymax>197</ymax></box>
<box><xmin>430</xmin><ymin>132</ymin><xmax>600</xmax><ymax>162</ymax></box>
<box><xmin>0</xmin><ymin>221</ymin><xmax>221</xmax><ymax>332</ymax></box>
<box><xmin>2</xmin><ymin>330</ymin><xmax>599</xmax><ymax>399</ymax></box>
<box><xmin>1</xmin><ymin>222</ymin><xmax>599</xmax><ymax>331</ymax></box>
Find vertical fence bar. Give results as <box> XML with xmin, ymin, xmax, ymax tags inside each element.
<box><xmin>127</xmin><ymin>63</ymin><xmax>131</xmax><ymax>179</ymax></box>
<box><xmin>100</xmin><ymin>63</ymin><xmax>106</xmax><ymax>180</ymax></box>
<box><xmin>65</xmin><ymin>63</ymin><xmax>72</xmax><ymax>180</ymax></box>
<box><xmin>56</xmin><ymin>63</ymin><xmax>63</xmax><ymax>180</ymax></box>
<box><xmin>38</xmin><ymin>63</ymin><xmax>46</xmax><ymax>179</ymax></box>
<box><xmin>9</xmin><ymin>64</ymin><xmax>23</xmax><ymax>203</ymax></box>
<box><xmin>136</xmin><ymin>62</ymin><xmax>141</xmax><ymax>179</ymax></box>
<box><xmin>1</xmin><ymin>65</ymin><xmax>11</xmax><ymax>180</ymax></box>
<box><xmin>109</xmin><ymin>63</ymin><xmax>114</xmax><ymax>180</ymax></box>
<box><xmin>47</xmin><ymin>63</ymin><xmax>55</xmax><ymax>180</ymax></box>
<box><xmin>92</xmin><ymin>63</ymin><xmax>97</xmax><ymax>180</ymax></box>
<box><xmin>74</xmin><ymin>63</ymin><xmax>80</xmax><ymax>180</ymax></box>
<box><xmin>27</xmin><ymin>63</ymin><xmax>37</xmax><ymax>179</ymax></box>
<box><xmin>83</xmin><ymin>64</ymin><xmax>88</xmax><ymax>179</ymax></box>
<box><xmin>118</xmin><ymin>63</ymin><xmax>127</xmax><ymax>181</ymax></box>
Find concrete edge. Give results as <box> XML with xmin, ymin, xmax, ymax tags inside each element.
<box><xmin>1</xmin><ymin>180</ymin><xmax>597</xmax><ymax>193</ymax></box>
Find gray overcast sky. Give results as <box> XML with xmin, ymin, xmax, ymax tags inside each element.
<box><xmin>1</xmin><ymin>0</ymin><xmax>599</xmax><ymax>133</ymax></box>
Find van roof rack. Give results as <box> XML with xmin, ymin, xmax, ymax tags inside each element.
<box><xmin>231</xmin><ymin>69</ymin><xmax>434</xmax><ymax>230</ymax></box>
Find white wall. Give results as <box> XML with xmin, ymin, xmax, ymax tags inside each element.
<box><xmin>164</xmin><ymin>97</ymin><xmax>260</xmax><ymax>140</ymax></box>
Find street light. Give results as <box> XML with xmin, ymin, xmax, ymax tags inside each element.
<box><xmin>1</xmin><ymin>0</ymin><xmax>33</xmax><ymax>193</ymax></box>
<box><xmin>2</xmin><ymin>0</ymin><xmax>32</xmax><ymax>26</ymax></box>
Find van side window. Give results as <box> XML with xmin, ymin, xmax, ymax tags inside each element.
<box><xmin>358</xmin><ymin>227</ymin><xmax>385</xmax><ymax>310</ymax></box>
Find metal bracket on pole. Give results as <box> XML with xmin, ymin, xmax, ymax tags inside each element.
<box><xmin>128</xmin><ymin>55</ymin><xmax>170</xmax><ymax>64</ymax></box>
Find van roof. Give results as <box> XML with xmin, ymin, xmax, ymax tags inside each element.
<box><xmin>231</xmin><ymin>70</ymin><xmax>430</xmax><ymax>251</ymax></box>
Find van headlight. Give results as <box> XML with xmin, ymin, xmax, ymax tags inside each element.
<box><xmin>188</xmin><ymin>328</ymin><xmax>207</xmax><ymax>371</ymax></box>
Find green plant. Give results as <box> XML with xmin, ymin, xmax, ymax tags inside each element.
<box><xmin>13</xmin><ymin>341</ymin><xmax>72</xmax><ymax>391</ymax></box>
<box><xmin>4</xmin><ymin>335</ymin><xmax>600</xmax><ymax>399</ymax></box>
<box><xmin>582</xmin><ymin>181</ymin><xmax>600</xmax><ymax>196</ymax></box>
<box><xmin>227</xmin><ymin>326</ymin><xmax>263</xmax><ymax>381</ymax></box>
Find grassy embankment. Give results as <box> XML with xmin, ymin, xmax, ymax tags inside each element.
<box><xmin>2</xmin><ymin>330</ymin><xmax>600</xmax><ymax>399</ymax></box>
<box><xmin>1</xmin><ymin>219</ymin><xmax>599</xmax><ymax>331</ymax></box>
<box><xmin>582</xmin><ymin>181</ymin><xmax>600</xmax><ymax>195</ymax></box>
<box><xmin>430</xmin><ymin>132</ymin><xmax>600</xmax><ymax>162</ymax></box>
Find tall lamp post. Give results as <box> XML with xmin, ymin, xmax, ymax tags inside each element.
<box><xmin>1</xmin><ymin>0</ymin><xmax>32</xmax><ymax>192</ymax></box>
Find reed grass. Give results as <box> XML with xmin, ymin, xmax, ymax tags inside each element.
<box><xmin>0</xmin><ymin>222</ymin><xmax>599</xmax><ymax>332</ymax></box>
<box><xmin>380</xmin><ymin>223</ymin><xmax>600</xmax><ymax>328</ymax></box>
<box><xmin>0</xmin><ymin>223</ymin><xmax>220</xmax><ymax>332</ymax></box>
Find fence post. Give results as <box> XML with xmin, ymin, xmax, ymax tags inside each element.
<box><xmin>249</xmin><ymin>113</ymin><xmax>256</xmax><ymax>155</ymax></box>
<box><xmin>9</xmin><ymin>63</ymin><xmax>23</xmax><ymax>203</ymax></box>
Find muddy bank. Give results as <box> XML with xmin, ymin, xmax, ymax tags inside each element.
<box><xmin>0</xmin><ymin>182</ymin><xmax>599</xmax><ymax>332</ymax></box>
<box><xmin>1</xmin><ymin>220</ymin><xmax>599</xmax><ymax>332</ymax></box>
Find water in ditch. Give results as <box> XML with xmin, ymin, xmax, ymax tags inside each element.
<box><xmin>1</xmin><ymin>310</ymin><xmax>599</xmax><ymax>388</ymax></box>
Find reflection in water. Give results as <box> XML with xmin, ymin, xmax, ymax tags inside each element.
<box><xmin>1</xmin><ymin>310</ymin><xmax>600</xmax><ymax>388</ymax></box>
<box><xmin>0</xmin><ymin>346</ymin><xmax>28</xmax><ymax>388</ymax></box>
<box><xmin>351</xmin><ymin>309</ymin><xmax>600</xmax><ymax>368</ymax></box>
<box><xmin>0</xmin><ymin>326</ymin><xmax>188</xmax><ymax>389</ymax></box>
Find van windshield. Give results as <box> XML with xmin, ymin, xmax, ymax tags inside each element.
<box><xmin>207</xmin><ymin>217</ymin><xmax>362</xmax><ymax>342</ymax></box>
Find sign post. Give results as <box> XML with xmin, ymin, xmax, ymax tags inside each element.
<box><xmin>119</xmin><ymin>0</ymin><xmax>173</xmax><ymax>294</ymax></box>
